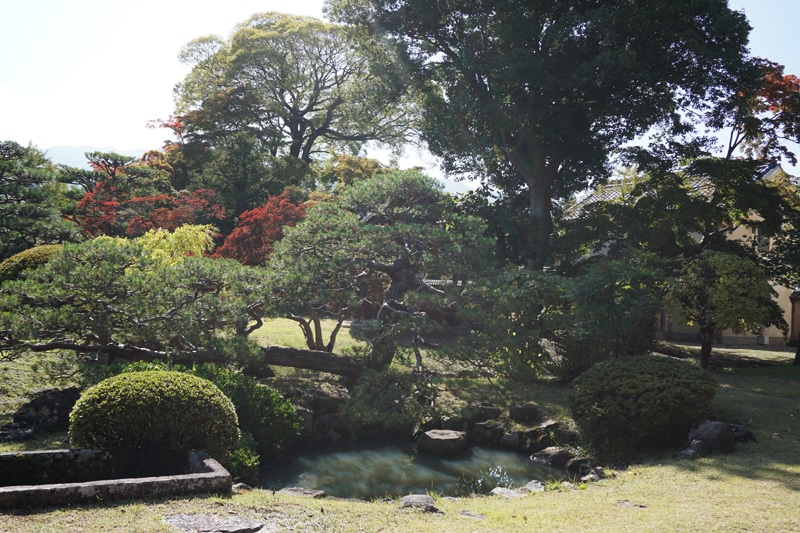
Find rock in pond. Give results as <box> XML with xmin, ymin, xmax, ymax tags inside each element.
<box><xmin>416</xmin><ymin>429</ymin><xmax>469</xmax><ymax>457</ymax></box>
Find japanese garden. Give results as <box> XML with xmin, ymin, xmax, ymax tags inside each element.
<box><xmin>1</xmin><ymin>1</ymin><xmax>800</xmax><ymax>531</ymax></box>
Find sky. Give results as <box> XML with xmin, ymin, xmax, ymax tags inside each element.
<box><xmin>1</xmin><ymin>0</ymin><xmax>798</xmax><ymax>173</ymax></box>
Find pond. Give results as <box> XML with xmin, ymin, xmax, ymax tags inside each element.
<box><xmin>260</xmin><ymin>442</ymin><xmax>565</xmax><ymax>499</ymax></box>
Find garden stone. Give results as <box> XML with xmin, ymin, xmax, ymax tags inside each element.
<box><xmin>521</xmin><ymin>419</ymin><xmax>576</xmax><ymax>453</ymax></box>
<box><xmin>278</xmin><ymin>487</ymin><xmax>326</xmax><ymax>498</ymax></box>
<box><xmin>524</xmin><ymin>480</ymin><xmax>546</xmax><ymax>493</ymax></box>
<box><xmin>565</xmin><ymin>457</ymin><xmax>590</xmax><ymax>475</ymax></box>
<box><xmin>459</xmin><ymin>510</ymin><xmax>487</xmax><ymax>520</ymax></box>
<box><xmin>416</xmin><ymin>429</ymin><xmax>468</xmax><ymax>457</ymax></box>
<box><xmin>490</xmin><ymin>487</ymin><xmax>525</xmax><ymax>498</ymax></box>
<box><xmin>441</xmin><ymin>416</ymin><xmax>469</xmax><ymax>432</ymax></box>
<box><xmin>509</xmin><ymin>403</ymin><xmax>539</xmax><ymax>424</ymax></box>
<box><xmin>12</xmin><ymin>387</ymin><xmax>81</xmax><ymax>431</ymax></box>
<box><xmin>164</xmin><ymin>513</ymin><xmax>266</xmax><ymax>533</ymax></box>
<box><xmin>399</xmin><ymin>494</ymin><xmax>442</xmax><ymax>513</ymax></box>
<box><xmin>682</xmin><ymin>421</ymin><xmax>735</xmax><ymax>457</ymax></box>
<box><xmin>499</xmin><ymin>430</ymin><xmax>521</xmax><ymax>451</ymax></box>
<box><xmin>399</xmin><ymin>494</ymin><xmax>435</xmax><ymax>508</ymax></box>
<box><xmin>728</xmin><ymin>422</ymin><xmax>757</xmax><ymax>442</ymax></box>
<box><xmin>467</xmin><ymin>402</ymin><xmax>502</xmax><ymax>424</ymax></box>
<box><xmin>530</xmin><ymin>446</ymin><xmax>574</xmax><ymax>468</ymax></box>
<box><xmin>471</xmin><ymin>421</ymin><xmax>504</xmax><ymax>447</ymax></box>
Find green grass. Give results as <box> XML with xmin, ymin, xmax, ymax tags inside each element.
<box><xmin>2</xmin><ymin>343</ymin><xmax>800</xmax><ymax>531</ymax></box>
<box><xmin>249</xmin><ymin>317</ymin><xmax>368</xmax><ymax>354</ymax></box>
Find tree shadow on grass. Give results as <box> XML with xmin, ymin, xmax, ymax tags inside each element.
<box><xmin>669</xmin><ymin>360</ymin><xmax>800</xmax><ymax>492</ymax></box>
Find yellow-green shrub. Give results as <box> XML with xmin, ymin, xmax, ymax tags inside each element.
<box><xmin>0</xmin><ymin>244</ymin><xmax>62</xmax><ymax>282</ymax></box>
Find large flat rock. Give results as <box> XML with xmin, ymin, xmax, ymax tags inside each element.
<box><xmin>416</xmin><ymin>429</ymin><xmax>469</xmax><ymax>457</ymax></box>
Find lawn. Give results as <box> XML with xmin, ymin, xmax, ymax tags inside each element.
<box><xmin>1</xmin><ymin>338</ymin><xmax>799</xmax><ymax>532</ymax></box>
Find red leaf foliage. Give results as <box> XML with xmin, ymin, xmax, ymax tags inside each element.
<box><xmin>214</xmin><ymin>190</ymin><xmax>306</xmax><ymax>265</ymax></box>
<box><xmin>75</xmin><ymin>183</ymin><xmax>226</xmax><ymax>238</ymax></box>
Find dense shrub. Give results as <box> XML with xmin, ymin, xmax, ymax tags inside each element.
<box><xmin>568</xmin><ymin>356</ymin><xmax>717</xmax><ymax>457</ymax></box>
<box><xmin>224</xmin><ymin>432</ymin><xmax>261</xmax><ymax>485</ymax></box>
<box><xmin>545</xmin><ymin>254</ymin><xmax>666</xmax><ymax>378</ymax></box>
<box><xmin>69</xmin><ymin>371</ymin><xmax>239</xmax><ymax>461</ymax></box>
<box><xmin>189</xmin><ymin>364</ymin><xmax>299</xmax><ymax>457</ymax></box>
<box><xmin>123</xmin><ymin>362</ymin><xmax>299</xmax><ymax>459</ymax></box>
<box><xmin>0</xmin><ymin>244</ymin><xmax>62</xmax><ymax>282</ymax></box>
<box><xmin>341</xmin><ymin>369</ymin><xmax>437</xmax><ymax>439</ymax></box>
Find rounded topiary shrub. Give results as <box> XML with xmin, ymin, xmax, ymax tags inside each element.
<box><xmin>0</xmin><ymin>244</ymin><xmax>62</xmax><ymax>282</ymax></box>
<box><xmin>568</xmin><ymin>355</ymin><xmax>717</xmax><ymax>458</ymax></box>
<box><xmin>69</xmin><ymin>371</ymin><xmax>239</xmax><ymax>461</ymax></box>
<box><xmin>122</xmin><ymin>361</ymin><xmax>300</xmax><ymax>459</ymax></box>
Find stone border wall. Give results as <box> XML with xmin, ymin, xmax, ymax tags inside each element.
<box><xmin>0</xmin><ymin>450</ymin><xmax>231</xmax><ymax>508</ymax></box>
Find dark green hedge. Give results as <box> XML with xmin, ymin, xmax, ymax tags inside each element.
<box><xmin>568</xmin><ymin>356</ymin><xmax>717</xmax><ymax>457</ymax></box>
<box><xmin>0</xmin><ymin>244</ymin><xmax>62</xmax><ymax>282</ymax></box>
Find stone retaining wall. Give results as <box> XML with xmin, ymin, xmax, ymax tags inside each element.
<box><xmin>0</xmin><ymin>450</ymin><xmax>231</xmax><ymax>508</ymax></box>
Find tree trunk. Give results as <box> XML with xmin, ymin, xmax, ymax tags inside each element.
<box><xmin>507</xmin><ymin>139</ymin><xmax>556</xmax><ymax>271</ymax></box>
<box><xmin>794</xmin><ymin>340</ymin><xmax>800</xmax><ymax>366</ymax></box>
<box><xmin>255</xmin><ymin>345</ymin><xmax>362</xmax><ymax>380</ymax></box>
<box><xmin>22</xmin><ymin>340</ymin><xmax>364</xmax><ymax>381</ymax></box>
<box><xmin>699</xmin><ymin>327</ymin><xmax>715</xmax><ymax>370</ymax></box>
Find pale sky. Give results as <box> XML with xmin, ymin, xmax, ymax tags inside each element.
<box><xmin>1</xmin><ymin>0</ymin><xmax>798</xmax><ymax>167</ymax></box>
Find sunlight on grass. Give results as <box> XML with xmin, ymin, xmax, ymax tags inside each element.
<box><xmin>2</xmin><ymin>342</ymin><xmax>800</xmax><ymax>531</ymax></box>
<box><xmin>249</xmin><ymin>317</ymin><xmax>368</xmax><ymax>354</ymax></box>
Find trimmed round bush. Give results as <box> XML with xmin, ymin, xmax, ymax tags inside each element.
<box><xmin>568</xmin><ymin>356</ymin><xmax>717</xmax><ymax>457</ymax></box>
<box><xmin>69</xmin><ymin>371</ymin><xmax>239</xmax><ymax>460</ymax></box>
<box><xmin>122</xmin><ymin>361</ymin><xmax>299</xmax><ymax>459</ymax></box>
<box><xmin>0</xmin><ymin>244</ymin><xmax>62</xmax><ymax>282</ymax></box>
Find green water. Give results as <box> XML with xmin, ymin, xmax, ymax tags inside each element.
<box><xmin>261</xmin><ymin>443</ymin><xmax>564</xmax><ymax>499</ymax></box>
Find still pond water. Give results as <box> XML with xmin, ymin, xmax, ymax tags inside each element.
<box><xmin>260</xmin><ymin>442</ymin><xmax>564</xmax><ymax>499</ymax></box>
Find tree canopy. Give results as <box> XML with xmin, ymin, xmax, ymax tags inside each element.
<box><xmin>0</xmin><ymin>235</ymin><xmax>269</xmax><ymax>370</ymax></box>
<box><xmin>173</xmin><ymin>12</ymin><xmax>412</xmax><ymax>164</ymax></box>
<box><xmin>0</xmin><ymin>141</ymin><xmax>79</xmax><ymax>260</ymax></box>
<box><xmin>268</xmin><ymin>169</ymin><xmax>498</xmax><ymax>369</ymax></box>
<box><xmin>327</xmin><ymin>0</ymin><xmax>754</xmax><ymax>269</ymax></box>
<box><xmin>667</xmin><ymin>250</ymin><xmax>787</xmax><ymax>369</ymax></box>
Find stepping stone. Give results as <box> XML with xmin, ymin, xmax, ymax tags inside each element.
<box><xmin>163</xmin><ymin>513</ymin><xmax>266</xmax><ymax>533</ymax></box>
<box><xmin>278</xmin><ymin>487</ymin><xmax>326</xmax><ymax>498</ymax></box>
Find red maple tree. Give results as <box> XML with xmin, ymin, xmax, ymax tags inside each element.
<box><xmin>75</xmin><ymin>185</ymin><xmax>225</xmax><ymax>238</ymax></box>
<box><xmin>213</xmin><ymin>190</ymin><xmax>306</xmax><ymax>265</ymax></box>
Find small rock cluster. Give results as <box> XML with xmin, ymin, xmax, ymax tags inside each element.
<box><xmin>413</xmin><ymin>401</ymin><xmax>605</xmax><ymax>483</ymax></box>
<box><xmin>678</xmin><ymin>420</ymin><xmax>757</xmax><ymax>458</ymax></box>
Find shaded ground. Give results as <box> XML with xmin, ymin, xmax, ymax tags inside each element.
<box><xmin>655</xmin><ymin>341</ymin><xmax>796</xmax><ymax>368</ymax></box>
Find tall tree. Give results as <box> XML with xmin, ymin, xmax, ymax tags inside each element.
<box><xmin>174</xmin><ymin>12</ymin><xmax>412</xmax><ymax>164</ymax></box>
<box><xmin>328</xmin><ymin>0</ymin><xmax>754</xmax><ymax>269</ymax></box>
<box><xmin>0</xmin><ymin>141</ymin><xmax>79</xmax><ymax>260</ymax></box>
<box><xmin>72</xmin><ymin>151</ymin><xmax>225</xmax><ymax>238</ymax></box>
